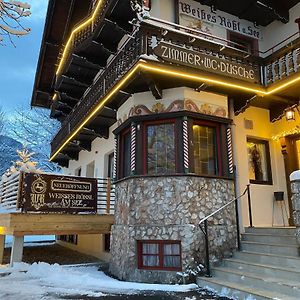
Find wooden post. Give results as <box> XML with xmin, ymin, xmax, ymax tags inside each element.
<box><xmin>0</xmin><ymin>235</ymin><xmax>5</xmax><ymax>264</ymax></box>
<box><xmin>10</xmin><ymin>236</ymin><xmax>24</xmax><ymax>267</ymax></box>
<box><xmin>106</xmin><ymin>178</ymin><xmax>111</xmax><ymax>215</ymax></box>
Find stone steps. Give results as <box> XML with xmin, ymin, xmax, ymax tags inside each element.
<box><xmin>241</xmin><ymin>240</ymin><xmax>299</xmax><ymax>256</ymax></box>
<box><xmin>242</xmin><ymin>233</ymin><xmax>298</xmax><ymax>245</ymax></box>
<box><xmin>197</xmin><ymin>277</ymin><xmax>299</xmax><ymax>300</ymax></box>
<box><xmin>197</xmin><ymin>227</ymin><xmax>300</xmax><ymax>299</ymax></box>
<box><xmin>233</xmin><ymin>250</ymin><xmax>300</xmax><ymax>269</ymax></box>
<box><xmin>244</xmin><ymin>227</ymin><xmax>296</xmax><ymax>235</ymax></box>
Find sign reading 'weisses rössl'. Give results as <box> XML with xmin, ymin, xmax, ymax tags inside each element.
<box><xmin>153</xmin><ymin>42</ymin><xmax>260</xmax><ymax>83</ymax></box>
<box><xmin>178</xmin><ymin>0</ymin><xmax>262</xmax><ymax>40</ymax></box>
<box><xmin>19</xmin><ymin>173</ymin><xmax>98</xmax><ymax>213</ymax></box>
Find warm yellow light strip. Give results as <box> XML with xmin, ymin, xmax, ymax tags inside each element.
<box><xmin>139</xmin><ymin>63</ymin><xmax>267</xmax><ymax>95</ymax></box>
<box><xmin>266</xmin><ymin>76</ymin><xmax>300</xmax><ymax>95</ymax></box>
<box><xmin>51</xmin><ymin>60</ymin><xmax>300</xmax><ymax>161</ymax></box>
<box><xmin>56</xmin><ymin>0</ymin><xmax>104</xmax><ymax>76</ymax></box>
<box><xmin>52</xmin><ymin>93</ymin><xmax>58</xmax><ymax>101</ymax></box>
<box><xmin>50</xmin><ymin>64</ymin><xmax>140</xmax><ymax>161</ymax></box>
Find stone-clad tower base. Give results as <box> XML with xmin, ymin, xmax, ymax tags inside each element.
<box><xmin>109</xmin><ymin>176</ymin><xmax>236</xmax><ymax>283</ymax></box>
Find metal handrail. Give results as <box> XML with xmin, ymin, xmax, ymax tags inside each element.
<box><xmin>199</xmin><ymin>184</ymin><xmax>253</xmax><ymax>277</ymax></box>
<box><xmin>199</xmin><ymin>185</ymin><xmax>249</xmax><ymax>225</ymax></box>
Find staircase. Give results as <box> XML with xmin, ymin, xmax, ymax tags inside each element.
<box><xmin>197</xmin><ymin>227</ymin><xmax>300</xmax><ymax>300</ymax></box>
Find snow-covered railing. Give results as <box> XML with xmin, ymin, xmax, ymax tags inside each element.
<box><xmin>0</xmin><ymin>171</ymin><xmax>21</xmax><ymax>212</ymax></box>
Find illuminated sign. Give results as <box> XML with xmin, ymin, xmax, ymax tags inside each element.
<box><xmin>153</xmin><ymin>42</ymin><xmax>260</xmax><ymax>83</ymax></box>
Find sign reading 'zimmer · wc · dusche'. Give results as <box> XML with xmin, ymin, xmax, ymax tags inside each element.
<box><xmin>153</xmin><ymin>42</ymin><xmax>260</xmax><ymax>83</ymax></box>
<box><xmin>19</xmin><ymin>173</ymin><xmax>98</xmax><ymax>213</ymax></box>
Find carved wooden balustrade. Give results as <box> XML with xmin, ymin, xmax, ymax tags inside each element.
<box><xmin>56</xmin><ymin>0</ymin><xmax>111</xmax><ymax>76</ymax></box>
<box><xmin>51</xmin><ymin>33</ymin><xmax>143</xmax><ymax>154</ymax></box>
<box><xmin>51</xmin><ymin>19</ymin><xmax>300</xmax><ymax>158</ymax></box>
<box><xmin>264</xmin><ymin>38</ymin><xmax>300</xmax><ymax>85</ymax></box>
<box><xmin>51</xmin><ymin>23</ymin><xmax>262</xmax><ymax>157</ymax></box>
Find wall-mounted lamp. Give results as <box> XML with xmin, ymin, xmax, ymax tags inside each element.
<box><xmin>285</xmin><ymin>108</ymin><xmax>295</xmax><ymax>121</ymax></box>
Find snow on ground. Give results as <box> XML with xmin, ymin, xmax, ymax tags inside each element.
<box><xmin>0</xmin><ymin>262</ymin><xmax>197</xmax><ymax>299</ymax></box>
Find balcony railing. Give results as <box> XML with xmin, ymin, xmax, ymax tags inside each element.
<box><xmin>51</xmin><ymin>18</ymin><xmax>300</xmax><ymax>157</ymax></box>
<box><xmin>264</xmin><ymin>38</ymin><xmax>300</xmax><ymax>85</ymax></box>
<box><xmin>51</xmin><ymin>32</ymin><xmax>143</xmax><ymax>154</ymax></box>
<box><xmin>51</xmin><ymin>22</ymin><xmax>261</xmax><ymax>156</ymax></box>
<box><xmin>56</xmin><ymin>0</ymin><xmax>111</xmax><ymax>76</ymax></box>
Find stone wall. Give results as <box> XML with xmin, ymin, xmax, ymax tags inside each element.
<box><xmin>290</xmin><ymin>171</ymin><xmax>300</xmax><ymax>245</ymax></box>
<box><xmin>109</xmin><ymin>176</ymin><xmax>236</xmax><ymax>283</ymax></box>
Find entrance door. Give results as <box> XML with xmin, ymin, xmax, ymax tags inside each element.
<box><xmin>281</xmin><ymin>134</ymin><xmax>300</xmax><ymax>225</ymax></box>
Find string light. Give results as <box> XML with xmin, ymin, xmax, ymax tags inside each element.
<box><xmin>272</xmin><ymin>126</ymin><xmax>300</xmax><ymax>140</ymax></box>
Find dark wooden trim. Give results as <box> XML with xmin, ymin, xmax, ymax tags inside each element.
<box><xmin>280</xmin><ymin>135</ymin><xmax>300</xmax><ymax>225</ymax></box>
<box><xmin>247</xmin><ymin>137</ymin><xmax>273</xmax><ymax>186</ymax></box>
<box><xmin>187</xmin><ymin>117</ymin><xmax>194</xmax><ymax>174</ymax></box>
<box><xmin>113</xmin><ymin>111</ymin><xmax>232</xmax><ymax>135</ymax></box>
<box><xmin>221</xmin><ymin>125</ymin><xmax>230</xmax><ymax>178</ymax></box>
<box><xmin>119</xmin><ymin>127</ymin><xmax>131</xmax><ymax>179</ymax></box>
<box><xmin>114</xmin><ymin>173</ymin><xmax>234</xmax><ymax>184</ymax></box>
<box><xmin>137</xmin><ymin>240</ymin><xmax>182</xmax><ymax>271</ymax></box>
<box><xmin>192</xmin><ymin>119</ymin><xmax>222</xmax><ymax>177</ymax></box>
<box><xmin>227</xmin><ymin>30</ymin><xmax>259</xmax><ymax>55</ymax></box>
<box><xmin>142</xmin><ymin>119</ymin><xmax>177</xmax><ymax>175</ymax></box>
<box><xmin>174</xmin><ymin>0</ymin><xmax>179</xmax><ymax>24</ymax></box>
<box><xmin>176</xmin><ymin>118</ymin><xmax>184</xmax><ymax>174</ymax></box>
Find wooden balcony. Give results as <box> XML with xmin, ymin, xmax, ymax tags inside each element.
<box><xmin>50</xmin><ymin>18</ymin><xmax>300</xmax><ymax>164</ymax></box>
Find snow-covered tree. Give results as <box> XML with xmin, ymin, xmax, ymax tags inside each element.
<box><xmin>0</xmin><ymin>0</ymin><xmax>31</xmax><ymax>46</ymax></box>
<box><xmin>9</xmin><ymin>106</ymin><xmax>61</xmax><ymax>172</ymax></box>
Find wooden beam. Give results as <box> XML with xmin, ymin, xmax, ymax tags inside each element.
<box><xmin>234</xmin><ymin>95</ymin><xmax>258</xmax><ymax>115</ymax></box>
<box><xmin>82</xmin><ymin>127</ymin><xmax>109</xmax><ymax>139</ymax></box>
<box><xmin>71</xmin><ymin>140</ymin><xmax>92</xmax><ymax>152</ymax></box>
<box><xmin>0</xmin><ymin>214</ymin><xmax>114</xmax><ymax>236</ymax></box>
<box><xmin>0</xmin><ymin>235</ymin><xmax>5</xmax><ymax>264</ymax></box>
<box><xmin>141</xmin><ymin>72</ymin><xmax>162</xmax><ymax>100</ymax></box>
<box><xmin>61</xmin><ymin>150</ymin><xmax>79</xmax><ymax>161</ymax></box>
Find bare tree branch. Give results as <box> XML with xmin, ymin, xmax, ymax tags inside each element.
<box><xmin>0</xmin><ymin>0</ymin><xmax>31</xmax><ymax>46</ymax></box>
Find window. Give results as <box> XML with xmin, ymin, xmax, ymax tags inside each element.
<box><xmin>104</xmin><ymin>233</ymin><xmax>110</xmax><ymax>252</ymax></box>
<box><xmin>86</xmin><ymin>161</ymin><xmax>95</xmax><ymax>178</ymax></box>
<box><xmin>75</xmin><ymin>167</ymin><xmax>81</xmax><ymax>177</ymax></box>
<box><xmin>145</xmin><ymin>121</ymin><xmax>176</xmax><ymax>175</ymax></box>
<box><xmin>115</xmin><ymin>114</ymin><xmax>230</xmax><ymax>179</ymax></box>
<box><xmin>192</xmin><ymin>123</ymin><xmax>220</xmax><ymax>176</ymax></box>
<box><xmin>107</xmin><ymin>153</ymin><xmax>114</xmax><ymax>178</ymax></box>
<box><xmin>247</xmin><ymin>138</ymin><xmax>272</xmax><ymax>185</ymax></box>
<box><xmin>137</xmin><ymin>240</ymin><xmax>181</xmax><ymax>270</ymax></box>
<box><xmin>57</xmin><ymin>235</ymin><xmax>78</xmax><ymax>245</ymax></box>
<box><xmin>120</xmin><ymin>129</ymin><xmax>131</xmax><ymax>178</ymax></box>
<box><xmin>228</xmin><ymin>31</ymin><xmax>258</xmax><ymax>54</ymax></box>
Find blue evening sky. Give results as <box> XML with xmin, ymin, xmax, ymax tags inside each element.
<box><xmin>0</xmin><ymin>1</ymin><xmax>48</xmax><ymax>114</ymax></box>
